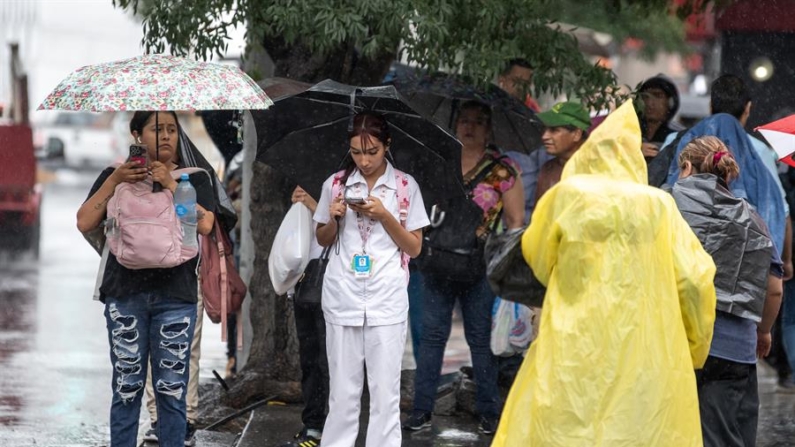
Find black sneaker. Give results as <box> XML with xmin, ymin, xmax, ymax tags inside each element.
<box><xmin>478</xmin><ymin>416</ymin><xmax>498</xmax><ymax>435</ymax></box>
<box><xmin>143</xmin><ymin>422</ymin><xmax>158</xmax><ymax>442</ymax></box>
<box><xmin>184</xmin><ymin>422</ymin><xmax>197</xmax><ymax>446</ymax></box>
<box><xmin>278</xmin><ymin>429</ymin><xmax>321</xmax><ymax>447</ymax></box>
<box><xmin>402</xmin><ymin>411</ymin><xmax>432</xmax><ymax>431</ymax></box>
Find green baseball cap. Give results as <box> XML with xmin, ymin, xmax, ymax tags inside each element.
<box><xmin>537</xmin><ymin>101</ymin><xmax>591</xmax><ymax>131</ymax></box>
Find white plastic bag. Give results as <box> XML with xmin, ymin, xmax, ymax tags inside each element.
<box><xmin>509</xmin><ymin>302</ymin><xmax>534</xmax><ymax>351</ymax></box>
<box><xmin>491</xmin><ymin>297</ymin><xmax>534</xmax><ymax>356</ymax></box>
<box><xmin>268</xmin><ymin>203</ymin><xmax>313</xmax><ymax>295</ymax></box>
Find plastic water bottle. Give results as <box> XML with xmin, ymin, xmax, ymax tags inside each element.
<box><xmin>174</xmin><ymin>173</ymin><xmax>198</xmax><ymax>247</ymax></box>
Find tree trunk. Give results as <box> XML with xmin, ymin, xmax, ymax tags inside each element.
<box><xmin>222</xmin><ymin>36</ymin><xmax>396</xmax><ymax>407</ymax></box>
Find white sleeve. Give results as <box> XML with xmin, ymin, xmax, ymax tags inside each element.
<box><xmin>404</xmin><ymin>175</ymin><xmax>430</xmax><ymax>232</ymax></box>
<box><xmin>313</xmin><ymin>176</ymin><xmax>334</xmax><ymax>226</ymax></box>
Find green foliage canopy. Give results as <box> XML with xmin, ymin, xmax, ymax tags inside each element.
<box><xmin>113</xmin><ymin>0</ymin><xmax>721</xmax><ymax>110</ymax></box>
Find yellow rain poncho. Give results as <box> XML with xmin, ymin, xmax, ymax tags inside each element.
<box><xmin>493</xmin><ymin>102</ymin><xmax>717</xmax><ymax>447</ymax></box>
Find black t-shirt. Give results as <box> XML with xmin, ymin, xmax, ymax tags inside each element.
<box><xmin>87</xmin><ymin>167</ymin><xmax>216</xmax><ymax>303</ymax></box>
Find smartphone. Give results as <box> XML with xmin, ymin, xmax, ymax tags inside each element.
<box><xmin>128</xmin><ymin>144</ymin><xmax>148</xmax><ymax>166</ymax></box>
<box><xmin>345</xmin><ymin>197</ymin><xmax>367</xmax><ymax>205</ymax></box>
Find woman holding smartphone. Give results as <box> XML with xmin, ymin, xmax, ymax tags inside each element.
<box><xmin>76</xmin><ymin>111</ymin><xmax>215</xmax><ymax>447</ymax></box>
<box><xmin>313</xmin><ymin>111</ymin><xmax>429</xmax><ymax>447</ymax></box>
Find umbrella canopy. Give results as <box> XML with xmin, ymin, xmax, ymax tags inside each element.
<box><xmin>38</xmin><ymin>54</ymin><xmax>272</xmax><ymax>112</ymax></box>
<box><xmin>252</xmin><ymin>79</ymin><xmax>464</xmax><ymax>207</ymax></box>
<box><xmin>390</xmin><ymin>73</ymin><xmax>543</xmax><ymax>154</ymax></box>
<box><xmin>757</xmin><ymin>114</ymin><xmax>795</xmax><ymax>167</ymax></box>
<box><xmin>259</xmin><ymin>77</ymin><xmax>313</xmax><ymax>102</ymax></box>
<box><xmin>37</xmin><ymin>54</ymin><xmax>257</xmax><ymax>229</ymax></box>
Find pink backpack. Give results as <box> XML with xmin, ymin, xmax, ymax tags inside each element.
<box><xmin>331</xmin><ymin>168</ymin><xmax>412</xmax><ymax>279</ymax></box>
<box><xmin>106</xmin><ymin>168</ymin><xmax>202</xmax><ymax>270</ymax></box>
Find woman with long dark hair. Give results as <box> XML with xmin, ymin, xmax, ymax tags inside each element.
<box><xmin>76</xmin><ymin>111</ymin><xmax>216</xmax><ymax>447</ymax></box>
<box><xmin>313</xmin><ymin>111</ymin><xmax>429</xmax><ymax>446</ymax></box>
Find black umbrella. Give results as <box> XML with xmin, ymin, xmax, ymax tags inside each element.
<box><xmin>389</xmin><ymin>73</ymin><xmax>543</xmax><ymax>154</ymax></box>
<box><xmin>252</xmin><ymin>79</ymin><xmax>464</xmax><ymax>208</ymax></box>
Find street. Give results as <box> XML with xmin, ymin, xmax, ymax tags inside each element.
<box><xmin>0</xmin><ymin>168</ymin><xmax>226</xmax><ymax>446</ymax></box>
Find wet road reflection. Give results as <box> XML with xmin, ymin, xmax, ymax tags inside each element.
<box><xmin>1</xmin><ymin>170</ymin><xmax>111</xmax><ymax>445</ymax></box>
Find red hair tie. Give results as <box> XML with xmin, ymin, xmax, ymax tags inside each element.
<box><xmin>713</xmin><ymin>151</ymin><xmax>728</xmax><ymax>164</ymax></box>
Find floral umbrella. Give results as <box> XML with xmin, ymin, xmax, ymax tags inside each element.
<box><xmin>38</xmin><ymin>54</ymin><xmax>272</xmax><ymax>112</ymax></box>
<box><xmin>38</xmin><ymin>54</ymin><xmax>271</xmax><ymax>194</ymax></box>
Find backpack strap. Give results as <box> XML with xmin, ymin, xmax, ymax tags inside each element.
<box><xmin>394</xmin><ymin>169</ymin><xmax>411</xmax><ymax>278</ymax></box>
<box><xmin>331</xmin><ymin>168</ymin><xmax>413</xmax><ymax>279</ymax></box>
<box><xmin>330</xmin><ymin>169</ymin><xmax>347</xmax><ymax>202</ymax></box>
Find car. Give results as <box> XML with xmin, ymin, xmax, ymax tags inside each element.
<box><xmin>34</xmin><ymin>112</ymin><xmax>128</xmax><ymax>169</ymax></box>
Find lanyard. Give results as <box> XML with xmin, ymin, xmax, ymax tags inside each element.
<box><xmin>352</xmin><ymin>182</ymin><xmax>389</xmax><ymax>254</ymax></box>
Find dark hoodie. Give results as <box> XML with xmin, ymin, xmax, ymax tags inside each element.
<box><xmin>639</xmin><ymin>74</ymin><xmax>682</xmax><ymax>144</ymax></box>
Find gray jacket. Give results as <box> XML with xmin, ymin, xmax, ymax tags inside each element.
<box><xmin>671</xmin><ymin>174</ymin><xmax>773</xmax><ymax>322</ymax></box>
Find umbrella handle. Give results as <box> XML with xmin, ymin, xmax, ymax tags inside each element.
<box><xmin>153</xmin><ymin>111</ymin><xmax>163</xmax><ymax>193</ymax></box>
<box><xmin>430</xmin><ymin>204</ymin><xmax>445</xmax><ymax>228</ymax></box>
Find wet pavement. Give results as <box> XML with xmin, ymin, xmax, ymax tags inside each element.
<box><xmin>4</xmin><ymin>167</ymin><xmax>795</xmax><ymax>446</ymax></box>
<box><xmin>238</xmin><ymin>403</ymin><xmax>492</xmax><ymax>447</ymax></box>
<box><xmin>233</xmin><ymin>361</ymin><xmax>795</xmax><ymax>447</ymax></box>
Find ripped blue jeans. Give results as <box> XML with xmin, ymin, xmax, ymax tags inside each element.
<box><xmin>104</xmin><ymin>293</ymin><xmax>196</xmax><ymax>447</ymax></box>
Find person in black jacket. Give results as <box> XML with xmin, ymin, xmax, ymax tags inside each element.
<box><xmin>637</xmin><ymin>74</ymin><xmax>682</xmax><ymax>160</ymax></box>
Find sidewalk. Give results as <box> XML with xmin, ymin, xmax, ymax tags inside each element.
<box><xmin>229</xmin><ymin>359</ymin><xmax>795</xmax><ymax>447</ymax></box>
<box><xmin>198</xmin><ymin>308</ymin><xmax>795</xmax><ymax>446</ymax></box>
<box><xmin>236</xmin><ymin>403</ymin><xmax>492</xmax><ymax>447</ymax></box>
<box><xmin>234</xmin><ymin>315</ymin><xmax>484</xmax><ymax>447</ymax></box>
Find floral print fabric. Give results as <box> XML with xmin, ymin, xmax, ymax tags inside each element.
<box><xmin>465</xmin><ymin>148</ymin><xmax>520</xmax><ymax>237</ymax></box>
<box><xmin>39</xmin><ymin>54</ymin><xmax>272</xmax><ymax>112</ymax></box>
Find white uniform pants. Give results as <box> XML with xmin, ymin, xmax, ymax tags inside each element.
<box><xmin>322</xmin><ymin>320</ymin><xmax>407</xmax><ymax>447</ymax></box>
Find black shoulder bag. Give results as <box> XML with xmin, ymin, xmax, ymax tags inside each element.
<box><xmin>416</xmin><ymin>159</ymin><xmax>501</xmax><ymax>282</ymax></box>
<box><xmin>484</xmin><ymin>227</ymin><xmax>546</xmax><ymax>308</ymax></box>
<box><xmin>293</xmin><ymin>245</ymin><xmax>331</xmax><ymax>306</ymax></box>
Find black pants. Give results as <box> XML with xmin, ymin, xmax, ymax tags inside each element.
<box><xmin>696</xmin><ymin>356</ymin><xmax>758</xmax><ymax>447</ymax></box>
<box><xmin>294</xmin><ymin>301</ymin><xmax>330</xmax><ymax>431</ymax></box>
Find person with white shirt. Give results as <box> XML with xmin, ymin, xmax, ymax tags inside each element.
<box><xmin>313</xmin><ymin>111</ymin><xmax>430</xmax><ymax>447</ymax></box>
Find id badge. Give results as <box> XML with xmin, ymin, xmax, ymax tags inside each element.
<box><xmin>352</xmin><ymin>254</ymin><xmax>372</xmax><ymax>279</ymax></box>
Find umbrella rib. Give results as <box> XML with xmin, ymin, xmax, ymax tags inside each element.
<box><xmin>387</xmin><ymin>122</ymin><xmax>448</xmax><ymax>163</ymax></box>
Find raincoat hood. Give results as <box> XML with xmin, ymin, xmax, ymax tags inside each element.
<box><xmin>640</xmin><ymin>74</ymin><xmax>681</xmax><ymax>124</ymax></box>
<box><xmin>665</xmin><ymin>113</ymin><xmax>786</xmax><ymax>254</ymax></box>
<box><xmin>562</xmin><ymin>101</ymin><xmax>647</xmax><ymax>184</ymax></box>
<box><xmin>671</xmin><ymin>174</ymin><xmax>773</xmax><ymax>322</ymax></box>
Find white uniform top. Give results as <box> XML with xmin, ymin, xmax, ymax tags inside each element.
<box><xmin>314</xmin><ymin>162</ymin><xmax>429</xmax><ymax>326</ymax></box>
